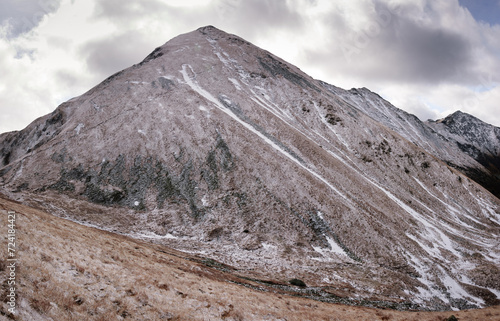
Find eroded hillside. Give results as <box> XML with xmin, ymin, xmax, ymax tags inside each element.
<box><xmin>2</xmin><ymin>196</ymin><xmax>500</xmax><ymax>320</ymax></box>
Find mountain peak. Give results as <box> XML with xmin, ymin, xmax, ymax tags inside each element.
<box><xmin>1</xmin><ymin>26</ymin><xmax>499</xmax><ymax>311</ymax></box>
<box><xmin>141</xmin><ymin>25</ymin><xmax>251</xmax><ymax>65</ymax></box>
<box><xmin>196</xmin><ymin>25</ymin><xmax>252</xmax><ymax>47</ymax></box>
<box><xmin>429</xmin><ymin>109</ymin><xmax>500</xmax><ymax>196</ymax></box>
<box><xmin>197</xmin><ymin>25</ymin><xmax>222</xmax><ymax>34</ymax></box>
<box><xmin>438</xmin><ymin>110</ymin><xmax>498</xmax><ymax>132</ymax></box>
<box><xmin>438</xmin><ymin>110</ymin><xmax>474</xmax><ymax>124</ymax></box>
<box><xmin>196</xmin><ymin>25</ymin><xmax>238</xmax><ymax>41</ymax></box>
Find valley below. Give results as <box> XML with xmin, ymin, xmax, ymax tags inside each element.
<box><xmin>1</xmin><ymin>195</ymin><xmax>499</xmax><ymax>320</ymax></box>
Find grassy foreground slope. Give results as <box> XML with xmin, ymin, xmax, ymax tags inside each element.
<box><xmin>0</xmin><ymin>195</ymin><xmax>499</xmax><ymax>321</ymax></box>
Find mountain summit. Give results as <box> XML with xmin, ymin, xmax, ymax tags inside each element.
<box><xmin>1</xmin><ymin>26</ymin><xmax>499</xmax><ymax>310</ymax></box>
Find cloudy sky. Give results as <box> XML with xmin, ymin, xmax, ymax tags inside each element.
<box><xmin>1</xmin><ymin>0</ymin><xmax>500</xmax><ymax>134</ymax></box>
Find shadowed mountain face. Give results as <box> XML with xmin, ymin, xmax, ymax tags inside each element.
<box><xmin>1</xmin><ymin>26</ymin><xmax>499</xmax><ymax>310</ymax></box>
<box><xmin>429</xmin><ymin>111</ymin><xmax>500</xmax><ymax>198</ymax></box>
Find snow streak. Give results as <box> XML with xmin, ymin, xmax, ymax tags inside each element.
<box><xmin>180</xmin><ymin>64</ymin><xmax>352</xmax><ymax>204</ymax></box>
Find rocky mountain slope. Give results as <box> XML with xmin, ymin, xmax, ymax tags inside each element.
<box><xmin>3</xmin><ymin>195</ymin><xmax>500</xmax><ymax>320</ymax></box>
<box><xmin>323</xmin><ymin>84</ymin><xmax>500</xmax><ymax>200</ymax></box>
<box><xmin>0</xmin><ymin>26</ymin><xmax>499</xmax><ymax>311</ymax></box>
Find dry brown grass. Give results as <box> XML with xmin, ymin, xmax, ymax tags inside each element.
<box><xmin>0</xmin><ymin>195</ymin><xmax>499</xmax><ymax>320</ymax></box>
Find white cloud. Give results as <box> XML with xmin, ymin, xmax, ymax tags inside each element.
<box><xmin>0</xmin><ymin>0</ymin><xmax>113</xmax><ymax>133</ymax></box>
<box><xmin>379</xmin><ymin>83</ymin><xmax>500</xmax><ymax>124</ymax></box>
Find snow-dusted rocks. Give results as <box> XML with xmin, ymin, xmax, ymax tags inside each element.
<box><xmin>322</xmin><ymin>83</ymin><xmax>500</xmax><ymax>199</ymax></box>
<box><xmin>0</xmin><ymin>25</ymin><xmax>499</xmax><ymax>310</ymax></box>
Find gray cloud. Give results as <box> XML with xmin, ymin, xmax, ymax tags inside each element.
<box><xmin>0</xmin><ymin>0</ymin><xmax>61</xmax><ymax>38</ymax></box>
<box><xmin>92</xmin><ymin>0</ymin><xmax>168</xmax><ymax>22</ymax></box>
<box><xmin>91</xmin><ymin>0</ymin><xmax>303</xmax><ymax>43</ymax></box>
<box><xmin>372</xmin><ymin>15</ymin><xmax>473</xmax><ymax>83</ymax></box>
<box><xmin>306</xmin><ymin>1</ymin><xmax>474</xmax><ymax>86</ymax></box>
<box><xmin>213</xmin><ymin>0</ymin><xmax>304</xmax><ymax>38</ymax></box>
<box><xmin>82</xmin><ymin>0</ymin><xmax>306</xmax><ymax>84</ymax></box>
<box><xmin>79</xmin><ymin>31</ymin><xmax>157</xmax><ymax>79</ymax></box>
<box><xmin>56</xmin><ymin>69</ymin><xmax>79</xmax><ymax>88</ymax></box>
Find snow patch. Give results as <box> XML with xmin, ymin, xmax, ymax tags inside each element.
<box><xmin>406</xmin><ymin>253</ymin><xmax>449</xmax><ymax>305</ymax></box>
<box><xmin>261</xmin><ymin>243</ymin><xmax>277</xmax><ymax>251</ymax></box>
<box><xmin>127</xmin><ymin>81</ymin><xmax>148</xmax><ymax>85</ymax></box>
<box><xmin>13</xmin><ymin>160</ymin><xmax>24</xmax><ymax>180</ymax></box>
<box><xmin>326</xmin><ymin>236</ymin><xmax>347</xmax><ymax>255</ymax></box>
<box><xmin>437</xmin><ymin>266</ymin><xmax>484</xmax><ymax>308</ymax></box>
<box><xmin>476</xmin><ymin>195</ymin><xmax>500</xmax><ymax>225</ymax></box>
<box><xmin>74</xmin><ymin>123</ymin><xmax>84</xmax><ymax>135</ymax></box>
<box><xmin>132</xmin><ymin>231</ymin><xmax>179</xmax><ymax>240</ymax></box>
<box><xmin>312</xmin><ymin>235</ymin><xmax>348</xmax><ymax>259</ymax></box>
<box><xmin>228</xmin><ymin>77</ymin><xmax>241</xmax><ymax>90</ymax></box>
<box><xmin>215</xmin><ymin>52</ymin><xmax>230</xmax><ymax>67</ymax></box>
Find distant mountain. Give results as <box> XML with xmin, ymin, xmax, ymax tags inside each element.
<box><xmin>428</xmin><ymin>111</ymin><xmax>500</xmax><ymax>198</ymax></box>
<box><xmin>1</xmin><ymin>26</ymin><xmax>499</xmax><ymax>310</ymax></box>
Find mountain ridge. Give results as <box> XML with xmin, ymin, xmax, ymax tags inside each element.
<box><xmin>322</xmin><ymin>82</ymin><xmax>500</xmax><ymax>199</ymax></box>
<box><xmin>0</xmin><ymin>25</ymin><xmax>499</xmax><ymax>311</ymax></box>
